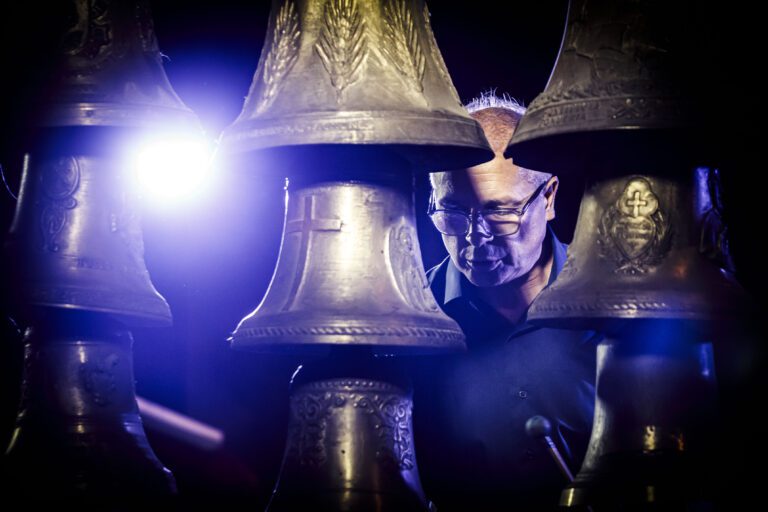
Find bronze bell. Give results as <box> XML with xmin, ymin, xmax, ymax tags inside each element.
<box><xmin>2</xmin><ymin>312</ymin><xmax>176</xmax><ymax>497</ymax></box>
<box><xmin>219</xmin><ymin>0</ymin><xmax>492</xmax><ymax>172</ymax></box>
<box><xmin>504</xmin><ymin>2</ymin><xmax>741</xmax><ymax>507</ymax></box>
<box><xmin>528</xmin><ymin>169</ymin><xmax>744</xmax><ymax>331</ymax></box>
<box><xmin>3</xmin><ymin>0</ymin><xmax>194</xmax><ymax>499</ymax></box>
<box><xmin>268</xmin><ymin>357</ymin><xmax>429</xmax><ymax>511</ymax></box>
<box><xmin>45</xmin><ymin>0</ymin><xmax>198</xmax><ymax>129</ymax></box>
<box><xmin>224</xmin><ymin>0</ymin><xmax>491</xmax><ymax>353</ymax></box>
<box><xmin>221</xmin><ymin>2</ymin><xmax>491</xmax><ymax>510</ymax></box>
<box><xmin>5</xmin><ymin>153</ymin><xmax>171</xmax><ymax>326</ymax></box>
<box><xmin>505</xmin><ymin>0</ymin><xmax>713</xmax><ymax>172</ymax></box>
<box><xmin>232</xmin><ymin>172</ymin><xmax>465</xmax><ymax>354</ymax></box>
<box><xmin>559</xmin><ymin>326</ymin><xmax>718</xmax><ymax>509</ymax></box>
<box><xmin>4</xmin><ymin>0</ymin><xmax>204</xmax><ymax>326</ymax></box>
<box><xmin>527</xmin><ymin>169</ymin><xmax>737</xmax><ymax>508</ymax></box>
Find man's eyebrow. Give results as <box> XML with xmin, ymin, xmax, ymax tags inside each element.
<box><xmin>482</xmin><ymin>196</ymin><xmax>523</xmax><ymax>209</ymax></box>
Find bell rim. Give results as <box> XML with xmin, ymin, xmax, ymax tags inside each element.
<box><xmin>229</xmin><ymin>318</ymin><xmax>466</xmax><ymax>354</ymax></box>
<box><xmin>218</xmin><ymin>110</ymin><xmax>493</xmax><ymax>171</ymax></box>
<box><xmin>505</xmin><ymin>125</ymin><xmax>714</xmax><ymax>174</ymax></box>
<box><xmin>39</xmin><ymin>102</ymin><xmax>200</xmax><ymax>130</ymax></box>
<box><xmin>528</xmin><ymin>294</ymin><xmax>746</xmax><ymax>329</ymax></box>
<box><xmin>19</xmin><ymin>288</ymin><xmax>172</xmax><ymax>328</ymax></box>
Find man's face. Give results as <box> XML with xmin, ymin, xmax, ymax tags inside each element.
<box><xmin>432</xmin><ymin>151</ymin><xmax>555</xmax><ymax>288</ymax></box>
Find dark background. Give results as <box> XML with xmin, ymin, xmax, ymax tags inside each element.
<box><xmin>0</xmin><ymin>0</ymin><xmax>763</xmax><ymax>508</ymax></box>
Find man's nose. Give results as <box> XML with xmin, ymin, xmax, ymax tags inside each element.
<box><xmin>465</xmin><ymin>214</ymin><xmax>493</xmax><ymax>246</ymax></box>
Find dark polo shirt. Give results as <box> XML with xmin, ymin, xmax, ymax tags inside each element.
<box><xmin>412</xmin><ymin>227</ymin><xmax>599</xmax><ymax>511</ymax></box>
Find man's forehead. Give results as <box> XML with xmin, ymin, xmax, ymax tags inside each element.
<box><xmin>432</xmin><ymin>166</ymin><xmax>537</xmax><ymax>203</ymax></box>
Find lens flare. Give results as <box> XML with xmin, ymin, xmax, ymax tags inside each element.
<box><xmin>135</xmin><ymin>137</ymin><xmax>213</xmax><ymax>201</ymax></box>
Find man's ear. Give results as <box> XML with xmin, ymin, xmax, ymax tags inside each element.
<box><xmin>544</xmin><ymin>176</ymin><xmax>559</xmax><ymax>221</ymax></box>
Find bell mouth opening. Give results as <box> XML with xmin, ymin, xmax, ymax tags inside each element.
<box><xmin>16</xmin><ymin>302</ymin><xmax>172</xmax><ymax>330</ymax></box>
<box><xmin>216</xmin><ymin>143</ymin><xmax>494</xmax><ymax>187</ymax></box>
<box><xmin>37</xmin><ymin>102</ymin><xmax>199</xmax><ymax>130</ymax></box>
<box><xmin>506</xmin><ymin>128</ymin><xmax>720</xmax><ymax>178</ymax></box>
<box><xmin>288</xmin><ymin>352</ymin><xmax>412</xmax><ymax>391</ymax></box>
<box><xmin>228</xmin><ymin>330</ymin><xmax>467</xmax><ymax>357</ymax></box>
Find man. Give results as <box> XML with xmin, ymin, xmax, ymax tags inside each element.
<box><xmin>412</xmin><ymin>93</ymin><xmax>598</xmax><ymax>511</ymax></box>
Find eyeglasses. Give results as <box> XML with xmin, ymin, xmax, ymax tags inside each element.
<box><xmin>428</xmin><ymin>182</ymin><xmax>547</xmax><ymax>237</ymax></box>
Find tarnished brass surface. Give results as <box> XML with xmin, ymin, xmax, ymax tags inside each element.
<box><xmin>268</xmin><ymin>366</ymin><xmax>429</xmax><ymax>511</ymax></box>
<box><xmin>529</xmin><ymin>169</ymin><xmax>743</xmax><ymax>329</ymax></box>
<box><xmin>501</xmin><ymin>4</ymin><xmax>734</xmax><ymax>509</ymax></box>
<box><xmin>43</xmin><ymin>0</ymin><xmax>197</xmax><ymax>128</ymax></box>
<box><xmin>220</xmin><ymin>0</ymin><xmax>492</xmax><ymax>172</ymax></box>
<box><xmin>560</xmin><ymin>334</ymin><xmax>717</xmax><ymax>508</ymax></box>
<box><xmin>5</xmin><ymin>153</ymin><xmax>171</xmax><ymax>326</ymax></box>
<box><xmin>506</xmin><ymin>0</ymin><xmax>707</xmax><ymax>171</ymax></box>
<box><xmin>2</xmin><ymin>318</ymin><xmax>175</xmax><ymax>497</ymax></box>
<box><xmin>232</xmin><ymin>178</ymin><xmax>464</xmax><ymax>353</ymax></box>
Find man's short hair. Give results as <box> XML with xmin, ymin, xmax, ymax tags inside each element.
<box><xmin>430</xmin><ymin>90</ymin><xmax>551</xmax><ymax>191</ymax></box>
<box><xmin>464</xmin><ymin>90</ymin><xmax>527</xmax><ymax>116</ymax></box>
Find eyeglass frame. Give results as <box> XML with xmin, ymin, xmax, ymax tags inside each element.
<box><xmin>427</xmin><ymin>181</ymin><xmax>548</xmax><ymax>237</ymax></box>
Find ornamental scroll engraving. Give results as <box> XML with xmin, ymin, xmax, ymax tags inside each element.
<box><xmin>388</xmin><ymin>223</ymin><xmax>440</xmax><ymax>313</ymax></box>
<box><xmin>63</xmin><ymin>0</ymin><xmax>113</xmax><ymax>63</ymax></box>
<box><xmin>598</xmin><ymin>178</ymin><xmax>671</xmax><ymax>275</ymax></box>
<box><xmin>256</xmin><ymin>0</ymin><xmax>301</xmax><ymax>113</ymax></box>
<box><xmin>287</xmin><ymin>390</ymin><xmax>340</xmax><ymax>467</ymax></box>
<box><xmin>381</xmin><ymin>0</ymin><xmax>426</xmax><ymax>93</ymax></box>
<box><xmin>39</xmin><ymin>157</ymin><xmax>81</xmax><ymax>253</ymax></box>
<box><xmin>79</xmin><ymin>353</ymin><xmax>120</xmax><ymax>407</ymax></box>
<box><xmin>286</xmin><ymin>380</ymin><xmax>415</xmax><ymax>470</ymax></box>
<box><xmin>315</xmin><ymin>0</ymin><xmax>369</xmax><ymax>102</ymax></box>
<box><xmin>237</xmin><ymin>325</ymin><xmax>464</xmax><ymax>342</ymax></box>
<box><xmin>356</xmin><ymin>390</ymin><xmax>415</xmax><ymax>470</ymax></box>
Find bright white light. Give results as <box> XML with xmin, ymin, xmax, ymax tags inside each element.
<box><xmin>135</xmin><ymin>136</ymin><xmax>213</xmax><ymax>201</ymax></box>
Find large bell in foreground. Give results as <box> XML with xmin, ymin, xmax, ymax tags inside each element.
<box><xmin>505</xmin><ymin>0</ymin><xmax>713</xmax><ymax>172</ymax></box>
<box><xmin>528</xmin><ymin>168</ymin><xmax>744</xmax><ymax>331</ymax></box>
<box><xmin>223</xmin><ymin>2</ymin><xmax>480</xmax><ymax>508</ymax></box>
<box><xmin>232</xmin><ymin>172</ymin><xmax>464</xmax><ymax>354</ymax></box>
<box><xmin>44</xmin><ymin>0</ymin><xmax>198</xmax><ymax>128</ymax></box>
<box><xmin>219</xmin><ymin>0</ymin><xmax>492</xmax><ymax>172</ymax></box>
<box><xmin>5</xmin><ymin>152</ymin><xmax>171</xmax><ymax>326</ymax></box>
